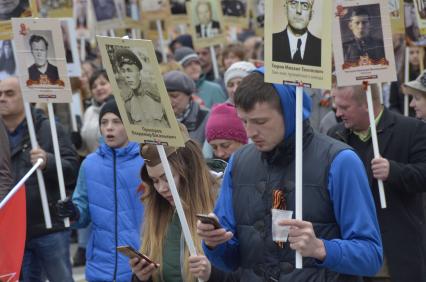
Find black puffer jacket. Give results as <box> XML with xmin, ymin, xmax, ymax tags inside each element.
<box><xmin>10</xmin><ymin>108</ymin><xmax>79</xmax><ymax>239</ymax></box>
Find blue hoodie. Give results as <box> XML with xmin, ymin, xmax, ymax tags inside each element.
<box><xmin>203</xmin><ymin>68</ymin><xmax>383</xmax><ymax>277</ymax></box>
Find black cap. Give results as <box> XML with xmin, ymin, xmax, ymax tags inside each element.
<box><xmin>114</xmin><ymin>48</ymin><xmax>143</xmax><ymax>70</ymax></box>
<box><xmin>99</xmin><ymin>98</ymin><xmax>121</xmax><ymax>126</ymax></box>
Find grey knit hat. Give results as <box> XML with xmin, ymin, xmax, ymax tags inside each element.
<box><xmin>174</xmin><ymin>47</ymin><xmax>199</xmax><ymax>67</ymax></box>
<box><xmin>163</xmin><ymin>70</ymin><xmax>196</xmax><ymax>96</ymax></box>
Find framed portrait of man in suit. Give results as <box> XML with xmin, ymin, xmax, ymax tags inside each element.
<box><xmin>11</xmin><ymin>18</ymin><xmax>72</xmax><ymax>103</ymax></box>
<box><xmin>264</xmin><ymin>0</ymin><xmax>332</xmax><ymax>90</ymax></box>
<box><xmin>187</xmin><ymin>0</ymin><xmax>226</xmax><ymax>48</ymax></box>
<box><xmin>97</xmin><ymin>36</ymin><xmax>185</xmax><ymax>147</ymax></box>
<box><xmin>333</xmin><ymin>0</ymin><xmax>396</xmax><ymax>87</ymax></box>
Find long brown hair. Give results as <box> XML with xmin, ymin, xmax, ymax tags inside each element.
<box><xmin>140</xmin><ymin>140</ymin><xmax>218</xmax><ymax>282</ymax></box>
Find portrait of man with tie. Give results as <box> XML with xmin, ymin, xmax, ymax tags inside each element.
<box><xmin>272</xmin><ymin>0</ymin><xmax>321</xmax><ymax>67</ymax></box>
<box><xmin>194</xmin><ymin>0</ymin><xmax>221</xmax><ymax>38</ymax></box>
<box><xmin>342</xmin><ymin>6</ymin><xmax>386</xmax><ymax>65</ymax></box>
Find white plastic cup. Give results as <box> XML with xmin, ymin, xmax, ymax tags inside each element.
<box><xmin>271</xmin><ymin>209</ymin><xmax>294</xmax><ymax>242</ymax></box>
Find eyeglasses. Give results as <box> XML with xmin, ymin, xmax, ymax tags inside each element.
<box><xmin>287</xmin><ymin>0</ymin><xmax>311</xmax><ymax>11</ymax></box>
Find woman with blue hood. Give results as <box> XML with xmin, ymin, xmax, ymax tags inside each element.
<box><xmin>197</xmin><ymin>68</ymin><xmax>383</xmax><ymax>281</ymax></box>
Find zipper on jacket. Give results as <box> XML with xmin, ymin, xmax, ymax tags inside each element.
<box><xmin>113</xmin><ymin>149</ymin><xmax>118</xmax><ymax>281</ymax></box>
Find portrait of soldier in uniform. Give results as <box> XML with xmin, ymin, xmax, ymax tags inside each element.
<box><xmin>0</xmin><ymin>0</ymin><xmax>30</xmax><ymax>20</ymax></box>
<box><xmin>195</xmin><ymin>0</ymin><xmax>221</xmax><ymax>38</ymax></box>
<box><xmin>114</xmin><ymin>48</ymin><xmax>170</xmax><ymax>128</ymax></box>
<box><xmin>27</xmin><ymin>34</ymin><xmax>63</xmax><ymax>86</ymax></box>
<box><xmin>221</xmin><ymin>0</ymin><xmax>246</xmax><ymax>17</ymax></box>
<box><xmin>272</xmin><ymin>0</ymin><xmax>321</xmax><ymax>67</ymax></box>
<box><xmin>342</xmin><ymin>6</ymin><xmax>386</xmax><ymax>65</ymax></box>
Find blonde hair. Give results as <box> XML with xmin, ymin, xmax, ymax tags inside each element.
<box><xmin>140</xmin><ymin>140</ymin><xmax>218</xmax><ymax>282</ymax></box>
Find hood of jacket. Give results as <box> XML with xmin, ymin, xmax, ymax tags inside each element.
<box><xmin>254</xmin><ymin>67</ymin><xmax>311</xmax><ymax>139</ymax></box>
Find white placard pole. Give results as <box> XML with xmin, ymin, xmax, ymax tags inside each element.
<box><xmin>0</xmin><ymin>158</ymin><xmax>43</xmax><ymax>209</ymax></box>
<box><xmin>295</xmin><ymin>84</ymin><xmax>304</xmax><ymax>269</ymax></box>
<box><xmin>156</xmin><ymin>20</ymin><xmax>168</xmax><ymax>63</ymax></box>
<box><xmin>209</xmin><ymin>46</ymin><xmax>220</xmax><ymax>81</ymax></box>
<box><xmin>47</xmin><ymin>103</ymin><xmax>70</xmax><ymax>227</ymax></box>
<box><xmin>23</xmin><ymin>103</ymin><xmax>52</xmax><ymax>228</ymax></box>
<box><xmin>109</xmin><ymin>29</ymin><xmax>116</xmax><ymax>37</ymax></box>
<box><xmin>365</xmin><ymin>85</ymin><xmax>387</xmax><ymax>209</ymax></box>
<box><xmin>378</xmin><ymin>83</ymin><xmax>383</xmax><ymax>105</ymax></box>
<box><xmin>156</xmin><ymin>145</ymin><xmax>202</xmax><ymax>282</ymax></box>
<box><xmin>69</xmin><ymin>103</ymin><xmax>78</xmax><ymax>132</ymax></box>
<box><xmin>404</xmin><ymin>47</ymin><xmax>410</xmax><ymax>116</ymax></box>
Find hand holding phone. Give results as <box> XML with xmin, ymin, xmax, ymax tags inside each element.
<box><xmin>117</xmin><ymin>246</ymin><xmax>159</xmax><ymax>268</ymax></box>
<box><xmin>196</xmin><ymin>213</ymin><xmax>221</xmax><ymax>229</ymax></box>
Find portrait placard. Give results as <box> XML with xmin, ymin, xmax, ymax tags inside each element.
<box><xmin>61</xmin><ymin>18</ymin><xmax>81</xmax><ymax>77</ymax></box>
<box><xmin>389</xmin><ymin>0</ymin><xmax>404</xmax><ymax>34</ymax></box>
<box><xmin>0</xmin><ymin>40</ymin><xmax>17</xmax><ymax>80</ymax></box>
<box><xmin>39</xmin><ymin>0</ymin><xmax>73</xmax><ymax>17</ymax></box>
<box><xmin>90</xmin><ymin>0</ymin><xmax>124</xmax><ymax>31</ymax></box>
<box><xmin>221</xmin><ymin>0</ymin><xmax>250</xmax><ymax>28</ymax></box>
<box><xmin>0</xmin><ymin>0</ymin><xmax>35</xmax><ymax>40</ymax></box>
<box><xmin>97</xmin><ymin>36</ymin><xmax>185</xmax><ymax>147</ymax></box>
<box><xmin>264</xmin><ymin>0</ymin><xmax>332</xmax><ymax>90</ymax></box>
<box><xmin>12</xmin><ymin>18</ymin><xmax>72</xmax><ymax>103</ymax></box>
<box><xmin>413</xmin><ymin>0</ymin><xmax>426</xmax><ymax>34</ymax></box>
<box><xmin>169</xmin><ymin>0</ymin><xmax>190</xmax><ymax>23</ymax></box>
<box><xmin>250</xmin><ymin>0</ymin><xmax>265</xmax><ymax>36</ymax></box>
<box><xmin>141</xmin><ymin>0</ymin><xmax>171</xmax><ymax>20</ymax></box>
<box><xmin>333</xmin><ymin>0</ymin><xmax>397</xmax><ymax>87</ymax></box>
<box><xmin>187</xmin><ymin>0</ymin><xmax>227</xmax><ymax>49</ymax></box>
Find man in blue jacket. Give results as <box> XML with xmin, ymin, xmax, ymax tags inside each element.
<box><xmin>197</xmin><ymin>68</ymin><xmax>383</xmax><ymax>281</ymax></box>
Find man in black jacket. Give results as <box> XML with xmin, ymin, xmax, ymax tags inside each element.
<box><xmin>328</xmin><ymin>84</ymin><xmax>426</xmax><ymax>282</ymax></box>
<box><xmin>272</xmin><ymin>0</ymin><xmax>321</xmax><ymax>67</ymax></box>
<box><xmin>0</xmin><ymin>77</ymin><xmax>78</xmax><ymax>281</ymax></box>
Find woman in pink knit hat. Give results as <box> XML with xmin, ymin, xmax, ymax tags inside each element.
<box><xmin>205</xmin><ymin>103</ymin><xmax>248</xmax><ymax>161</ymax></box>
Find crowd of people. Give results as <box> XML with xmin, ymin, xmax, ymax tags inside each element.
<box><xmin>1</xmin><ymin>4</ymin><xmax>426</xmax><ymax>282</ymax></box>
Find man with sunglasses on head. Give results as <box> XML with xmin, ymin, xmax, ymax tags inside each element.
<box><xmin>272</xmin><ymin>0</ymin><xmax>321</xmax><ymax>67</ymax></box>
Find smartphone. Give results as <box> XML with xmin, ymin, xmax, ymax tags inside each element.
<box><xmin>116</xmin><ymin>246</ymin><xmax>159</xmax><ymax>268</ymax></box>
<box><xmin>196</xmin><ymin>214</ymin><xmax>221</xmax><ymax>229</ymax></box>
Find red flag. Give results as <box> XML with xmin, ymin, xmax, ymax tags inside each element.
<box><xmin>0</xmin><ymin>185</ymin><xmax>26</xmax><ymax>282</ymax></box>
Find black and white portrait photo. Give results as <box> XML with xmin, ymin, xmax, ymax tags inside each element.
<box><xmin>0</xmin><ymin>40</ymin><xmax>16</xmax><ymax>80</ymax></box>
<box><xmin>340</xmin><ymin>5</ymin><xmax>386</xmax><ymax>66</ymax></box>
<box><xmin>193</xmin><ymin>0</ymin><xmax>222</xmax><ymax>38</ymax></box>
<box><xmin>27</xmin><ymin>33</ymin><xmax>62</xmax><ymax>86</ymax></box>
<box><xmin>97</xmin><ymin>36</ymin><xmax>185</xmax><ymax>146</ymax></box>
<box><xmin>106</xmin><ymin>46</ymin><xmax>170</xmax><ymax>128</ymax></box>
<box><xmin>272</xmin><ymin>0</ymin><xmax>321</xmax><ymax>67</ymax></box>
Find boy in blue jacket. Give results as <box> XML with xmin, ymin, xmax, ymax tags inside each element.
<box><xmin>57</xmin><ymin>100</ymin><xmax>144</xmax><ymax>282</ymax></box>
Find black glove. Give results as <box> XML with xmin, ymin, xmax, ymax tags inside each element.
<box><xmin>56</xmin><ymin>197</ymin><xmax>79</xmax><ymax>221</ymax></box>
<box><xmin>71</xmin><ymin>131</ymin><xmax>82</xmax><ymax>149</ymax></box>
